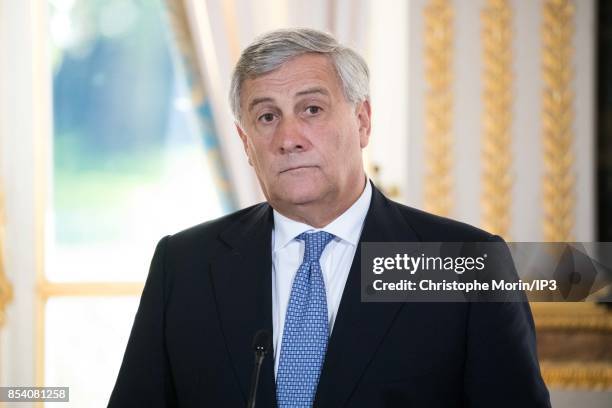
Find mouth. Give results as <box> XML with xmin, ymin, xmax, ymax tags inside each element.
<box><xmin>280</xmin><ymin>165</ymin><xmax>317</xmax><ymax>174</ymax></box>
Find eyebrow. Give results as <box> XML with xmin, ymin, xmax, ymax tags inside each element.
<box><xmin>247</xmin><ymin>87</ymin><xmax>331</xmax><ymax>113</ymax></box>
<box><xmin>247</xmin><ymin>97</ymin><xmax>274</xmax><ymax>113</ymax></box>
<box><xmin>295</xmin><ymin>87</ymin><xmax>330</xmax><ymax>98</ymax></box>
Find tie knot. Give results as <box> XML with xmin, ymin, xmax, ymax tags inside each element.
<box><xmin>297</xmin><ymin>231</ymin><xmax>335</xmax><ymax>263</ymax></box>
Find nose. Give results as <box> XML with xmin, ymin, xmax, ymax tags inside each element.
<box><xmin>274</xmin><ymin>116</ymin><xmax>308</xmax><ymax>154</ymax></box>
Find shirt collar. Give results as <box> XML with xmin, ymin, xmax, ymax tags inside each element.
<box><xmin>272</xmin><ymin>178</ymin><xmax>372</xmax><ymax>252</ymax></box>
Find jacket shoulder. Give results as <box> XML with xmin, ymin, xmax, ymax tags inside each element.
<box><xmin>164</xmin><ymin>202</ymin><xmax>268</xmax><ymax>251</ymax></box>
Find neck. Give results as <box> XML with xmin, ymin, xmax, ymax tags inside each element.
<box><xmin>274</xmin><ymin>175</ymin><xmax>367</xmax><ymax>228</ymax></box>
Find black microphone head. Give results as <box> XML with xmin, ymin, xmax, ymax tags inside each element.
<box><xmin>252</xmin><ymin>330</ymin><xmax>272</xmax><ymax>355</ymax></box>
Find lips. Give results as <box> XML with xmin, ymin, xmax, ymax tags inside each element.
<box><xmin>280</xmin><ymin>165</ymin><xmax>316</xmax><ymax>173</ymax></box>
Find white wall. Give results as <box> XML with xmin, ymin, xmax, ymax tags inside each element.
<box><xmin>0</xmin><ymin>0</ymin><xmax>51</xmax><ymax>393</ymax></box>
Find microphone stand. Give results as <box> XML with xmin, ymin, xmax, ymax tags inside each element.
<box><xmin>247</xmin><ymin>330</ymin><xmax>271</xmax><ymax>408</ymax></box>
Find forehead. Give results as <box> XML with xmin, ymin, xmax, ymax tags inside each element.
<box><xmin>240</xmin><ymin>53</ymin><xmax>343</xmax><ymax>106</ymax></box>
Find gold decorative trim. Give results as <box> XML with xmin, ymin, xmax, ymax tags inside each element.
<box><xmin>0</xmin><ymin>186</ymin><xmax>12</xmax><ymax>327</ymax></box>
<box><xmin>532</xmin><ymin>303</ymin><xmax>612</xmax><ymax>332</ymax></box>
<box><xmin>541</xmin><ymin>0</ymin><xmax>576</xmax><ymax>242</ymax></box>
<box><xmin>481</xmin><ymin>0</ymin><xmax>513</xmax><ymax>239</ymax></box>
<box><xmin>423</xmin><ymin>0</ymin><xmax>454</xmax><ymax>217</ymax></box>
<box><xmin>533</xmin><ymin>303</ymin><xmax>612</xmax><ymax>389</ymax></box>
<box><xmin>37</xmin><ymin>281</ymin><xmax>144</xmax><ymax>298</ymax></box>
<box><xmin>541</xmin><ymin>362</ymin><xmax>612</xmax><ymax>390</ymax></box>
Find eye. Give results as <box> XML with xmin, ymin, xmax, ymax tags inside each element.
<box><xmin>258</xmin><ymin>113</ymin><xmax>276</xmax><ymax>123</ymax></box>
<box><xmin>306</xmin><ymin>106</ymin><xmax>322</xmax><ymax>115</ymax></box>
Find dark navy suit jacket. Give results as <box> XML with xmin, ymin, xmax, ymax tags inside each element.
<box><xmin>108</xmin><ymin>183</ymin><xmax>551</xmax><ymax>407</ymax></box>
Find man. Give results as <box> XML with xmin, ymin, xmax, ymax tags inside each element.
<box><xmin>109</xmin><ymin>28</ymin><xmax>550</xmax><ymax>407</ymax></box>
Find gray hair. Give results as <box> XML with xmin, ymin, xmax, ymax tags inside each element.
<box><xmin>229</xmin><ymin>28</ymin><xmax>370</xmax><ymax>124</ymax></box>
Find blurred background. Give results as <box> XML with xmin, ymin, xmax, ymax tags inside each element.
<box><xmin>0</xmin><ymin>0</ymin><xmax>610</xmax><ymax>406</ymax></box>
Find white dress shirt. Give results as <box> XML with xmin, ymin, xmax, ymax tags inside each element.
<box><xmin>271</xmin><ymin>180</ymin><xmax>372</xmax><ymax>377</ymax></box>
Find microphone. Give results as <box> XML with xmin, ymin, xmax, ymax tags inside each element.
<box><xmin>247</xmin><ymin>329</ymin><xmax>272</xmax><ymax>408</ymax></box>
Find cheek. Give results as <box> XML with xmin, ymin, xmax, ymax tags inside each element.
<box><xmin>319</xmin><ymin>133</ymin><xmax>357</xmax><ymax>174</ymax></box>
<box><xmin>244</xmin><ymin>141</ymin><xmax>262</xmax><ymax>170</ymax></box>
<box><xmin>247</xmin><ymin>140</ymin><xmax>274</xmax><ymax>175</ymax></box>
<box><xmin>336</xmin><ymin>124</ymin><xmax>362</xmax><ymax>155</ymax></box>
<box><xmin>246</xmin><ymin>138</ymin><xmax>262</xmax><ymax>160</ymax></box>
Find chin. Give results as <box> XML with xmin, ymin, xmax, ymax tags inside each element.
<box><xmin>270</xmin><ymin>173</ymin><xmax>326</xmax><ymax>202</ymax></box>
<box><xmin>285</xmin><ymin>190</ymin><xmax>323</xmax><ymax>205</ymax></box>
<box><xmin>276</xmin><ymin>185</ymin><xmax>326</xmax><ymax>206</ymax></box>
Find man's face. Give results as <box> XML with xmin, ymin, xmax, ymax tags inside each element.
<box><xmin>236</xmin><ymin>53</ymin><xmax>371</xmax><ymax>215</ymax></box>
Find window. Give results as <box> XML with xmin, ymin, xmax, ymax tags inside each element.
<box><xmin>43</xmin><ymin>0</ymin><xmax>226</xmax><ymax>405</ymax></box>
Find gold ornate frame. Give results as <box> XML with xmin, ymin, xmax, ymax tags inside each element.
<box><xmin>532</xmin><ymin>303</ymin><xmax>612</xmax><ymax>389</ymax></box>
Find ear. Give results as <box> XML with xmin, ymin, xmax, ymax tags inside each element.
<box><xmin>355</xmin><ymin>99</ymin><xmax>372</xmax><ymax>148</ymax></box>
<box><xmin>236</xmin><ymin>123</ymin><xmax>254</xmax><ymax>167</ymax></box>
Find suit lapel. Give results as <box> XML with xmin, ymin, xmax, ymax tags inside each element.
<box><xmin>314</xmin><ymin>185</ymin><xmax>420</xmax><ymax>408</ymax></box>
<box><xmin>209</xmin><ymin>204</ymin><xmax>277</xmax><ymax>407</ymax></box>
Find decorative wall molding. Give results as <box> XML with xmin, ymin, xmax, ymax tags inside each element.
<box><xmin>423</xmin><ymin>0</ymin><xmax>454</xmax><ymax>217</ymax></box>
<box><xmin>540</xmin><ymin>362</ymin><xmax>612</xmax><ymax>390</ymax></box>
<box><xmin>541</xmin><ymin>0</ymin><xmax>576</xmax><ymax>242</ymax></box>
<box><xmin>480</xmin><ymin>0</ymin><xmax>513</xmax><ymax>239</ymax></box>
<box><xmin>532</xmin><ymin>303</ymin><xmax>612</xmax><ymax>332</ymax></box>
<box><xmin>532</xmin><ymin>303</ymin><xmax>612</xmax><ymax>389</ymax></box>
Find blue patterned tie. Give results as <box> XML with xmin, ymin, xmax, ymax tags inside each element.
<box><xmin>276</xmin><ymin>231</ymin><xmax>335</xmax><ymax>408</ymax></box>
